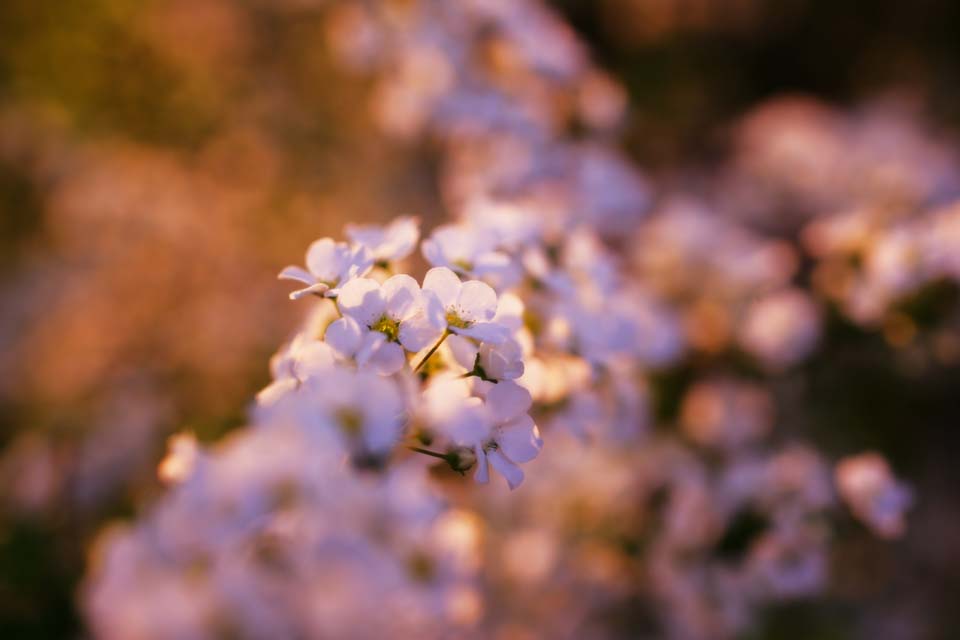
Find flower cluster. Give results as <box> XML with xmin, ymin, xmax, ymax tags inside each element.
<box><xmin>80</xmin><ymin>2</ymin><xmax>930</xmax><ymax>639</ymax></box>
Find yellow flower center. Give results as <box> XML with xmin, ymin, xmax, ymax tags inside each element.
<box><xmin>370</xmin><ymin>314</ymin><xmax>401</xmax><ymax>342</ymax></box>
<box><xmin>452</xmin><ymin>259</ymin><xmax>474</xmax><ymax>273</ymax></box>
<box><xmin>446</xmin><ymin>310</ymin><xmax>471</xmax><ymax>329</ymax></box>
<box><xmin>335</xmin><ymin>408</ymin><xmax>363</xmax><ymax>436</ymax></box>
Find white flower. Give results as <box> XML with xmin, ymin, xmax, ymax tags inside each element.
<box><xmin>256</xmin><ymin>336</ymin><xmax>336</xmax><ymax>407</ymax></box>
<box><xmin>447</xmin><ymin>335</ymin><xmax>525</xmax><ymax>381</ymax></box>
<box><xmin>279</xmin><ymin>238</ymin><xmax>373</xmax><ymax>300</ymax></box>
<box><xmin>421</xmin><ymin>267</ymin><xmax>511</xmax><ymax>344</ymax></box>
<box><xmin>422</xmin><ymin>377</ymin><xmax>541</xmax><ymax>489</ymax></box>
<box><xmin>308</xmin><ymin>368</ymin><xmax>406</xmax><ymax>457</ymax></box>
<box><xmin>325</xmin><ymin>275</ymin><xmax>444</xmax><ymax>374</ymax></box>
<box><xmin>324</xmin><ymin>315</ymin><xmax>407</xmax><ymax>376</ymax></box>
<box><xmin>345</xmin><ymin>216</ymin><xmax>420</xmax><ymax>264</ymax></box>
<box><xmin>739</xmin><ymin>288</ymin><xmax>821</xmax><ymax>370</ymax></box>
<box><xmin>474</xmin><ymin>381</ymin><xmax>543</xmax><ymax>490</ymax></box>
<box><xmin>157</xmin><ymin>433</ymin><xmax>201</xmax><ymax>485</ymax></box>
<box><xmin>421</xmin><ymin>224</ymin><xmax>515</xmax><ymax>281</ymax></box>
<box><xmin>835</xmin><ymin>452</ymin><xmax>912</xmax><ymax>539</ymax></box>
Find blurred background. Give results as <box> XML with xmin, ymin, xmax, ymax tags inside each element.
<box><xmin>1</xmin><ymin>0</ymin><xmax>959</xmax><ymax>637</ymax></box>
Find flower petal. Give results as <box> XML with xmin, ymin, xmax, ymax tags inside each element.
<box><xmin>421</xmin><ymin>237</ymin><xmax>448</xmax><ymax>268</ymax></box>
<box><xmin>295</xmin><ymin>341</ymin><xmax>336</xmax><ymax>378</ymax></box>
<box><xmin>422</xmin><ymin>267</ymin><xmax>461</xmax><ymax>309</ymax></box>
<box><xmin>496</xmin><ymin>414</ymin><xmax>542</xmax><ymax>463</ymax></box>
<box><xmin>338</xmin><ymin>278</ymin><xmax>385</xmax><ymax>327</ymax></box>
<box><xmin>344</xmin><ymin>245</ymin><xmax>374</xmax><ymax>280</ymax></box>
<box><xmin>365</xmin><ymin>341</ymin><xmax>406</xmax><ymax>376</ymax></box>
<box><xmin>382</xmin><ymin>274</ymin><xmax>421</xmax><ymax>321</ymax></box>
<box><xmin>473</xmin><ymin>446</ymin><xmax>489</xmax><ymax>485</ymax></box>
<box><xmin>486</xmin><ymin>380</ymin><xmax>533</xmax><ymax>423</ymax></box>
<box><xmin>446</xmin><ymin>334</ymin><xmax>479</xmax><ymax>371</ymax></box>
<box><xmin>453</xmin><ymin>322</ymin><xmax>511</xmax><ymax>344</ymax></box>
<box><xmin>383</xmin><ymin>216</ymin><xmax>420</xmax><ymax>261</ymax></box>
<box><xmin>305</xmin><ymin>238</ymin><xmax>342</xmax><ymax>282</ymax></box>
<box><xmin>398</xmin><ymin>309</ymin><xmax>445</xmax><ymax>352</ymax></box>
<box><xmin>487</xmin><ymin>449</ymin><xmax>524</xmax><ymax>489</ymax></box>
<box><xmin>278</xmin><ymin>266</ymin><xmax>316</xmax><ymax>285</ymax></box>
<box><xmin>324</xmin><ymin>316</ymin><xmax>363</xmax><ymax>359</ymax></box>
<box><xmin>456</xmin><ymin>280</ymin><xmax>498</xmax><ymax>322</ymax></box>
<box><xmin>289</xmin><ymin>283</ymin><xmax>330</xmax><ymax>300</ymax></box>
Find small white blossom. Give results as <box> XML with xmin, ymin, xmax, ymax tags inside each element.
<box><xmin>421</xmin><ymin>225</ymin><xmax>515</xmax><ymax>281</ymax></box>
<box><xmin>324</xmin><ymin>274</ymin><xmax>445</xmax><ymax>374</ymax></box>
<box><xmin>473</xmin><ymin>381</ymin><xmax>543</xmax><ymax>490</ymax></box>
<box><xmin>835</xmin><ymin>452</ymin><xmax>913</xmax><ymax>539</ymax></box>
<box><xmin>324</xmin><ymin>315</ymin><xmax>407</xmax><ymax>376</ymax></box>
<box><xmin>256</xmin><ymin>336</ymin><xmax>336</xmax><ymax>407</ymax></box>
<box><xmin>421</xmin><ymin>267</ymin><xmax>511</xmax><ymax>344</ymax></box>
<box><xmin>279</xmin><ymin>238</ymin><xmax>373</xmax><ymax>299</ymax></box>
<box><xmin>345</xmin><ymin>216</ymin><xmax>420</xmax><ymax>264</ymax></box>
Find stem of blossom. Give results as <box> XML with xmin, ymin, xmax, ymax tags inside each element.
<box><xmin>412</xmin><ymin>329</ymin><xmax>449</xmax><ymax>373</ymax></box>
<box><xmin>407</xmin><ymin>446</ymin><xmax>448</xmax><ymax>460</ymax></box>
<box><xmin>329</xmin><ymin>297</ymin><xmax>343</xmax><ymax>318</ymax></box>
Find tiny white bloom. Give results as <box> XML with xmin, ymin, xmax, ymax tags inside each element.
<box><xmin>279</xmin><ymin>238</ymin><xmax>373</xmax><ymax>300</ymax></box>
<box><xmin>475</xmin><ymin>381</ymin><xmax>543</xmax><ymax>490</ymax></box>
<box><xmin>257</xmin><ymin>336</ymin><xmax>337</xmax><ymax>407</ymax></box>
<box><xmin>421</xmin><ymin>267</ymin><xmax>511</xmax><ymax>344</ymax></box>
<box><xmin>345</xmin><ymin>216</ymin><xmax>420</xmax><ymax>265</ymax></box>
<box><xmin>325</xmin><ymin>275</ymin><xmax>445</xmax><ymax>374</ymax></box>
<box><xmin>447</xmin><ymin>334</ymin><xmax>525</xmax><ymax>381</ymax></box>
<box><xmin>309</xmin><ymin>368</ymin><xmax>406</xmax><ymax>457</ymax></box>
<box><xmin>421</xmin><ymin>224</ymin><xmax>515</xmax><ymax>281</ymax></box>
<box><xmin>325</xmin><ymin>315</ymin><xmax>406</xmax><ymax>376</ymax></box>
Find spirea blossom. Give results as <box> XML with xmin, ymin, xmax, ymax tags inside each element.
<box><xmin>81</xmin><ymin>1</ymin><xmax>934</xmax><ymax>638</ymax></box>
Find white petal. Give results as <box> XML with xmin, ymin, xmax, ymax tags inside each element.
<box><xmin>422</xmin><ymin>267</ymin><xmax>461</xmax><ymax>308</ymax></box>
<box><xmin>421</xmin><ymin>238</ymin><xmax>448</xmax><ymax>268</ymax></box>
<box><xmin>355</xmin><ymin>331</ymin><xmax>388</xmax><ymax>366</ymax></box>
<box><xmin>289</xmin><ymin>283</ymin><xmax>330</xmax><ymax>300</ymax></box>
<box><xmin>383</xmin><ymin>216</ymin><xmax>420</xmax><ymax>261</ymax></box>
<box><xmin>456</xmin><ymin>280</ymin><xmax>498</xmax><ymax>322</ymax></box>
<box><xmin>446</xmin><ymin>334</ymin><xmax>479</xmax><ymax>371</ymax></box>
<box><xmin>424</xmin><ymin>291</ymin><xmax>447</xmax><ymax>328</ymax></box>
<box><xmin>324</xmin><ymin>316</ymin><xmax>363</xmax><ymax>359</ymax></box>
<box><xmin>344</xmin><ymin>224</ymin><xmax>385</xmax><ymax>252</ymax></box>
<box><xmin>338</xmin><ymin>278</ymin><xmax>385</xmax><ymax>326</ymax></box>
<box><xmin>496</xmin><ymin>414</ymin><xmax>542</xmax><ymax>463</ymax></box>
<box><xmin>278</xmin><ymin>266</ymin><xmax>316</xmax><ymax>285</ymax></box>
<box><xmin>305</xmin><ymin>238</ymin><xmax>342</xmax><ymax>282</ymax></box>
<box><xmin>474</xmin><ymin>250</ymin><xmax>512</xmax><ymax>273</ymax></box>
<box><xmin>453</xmin><ymin>322</ymin><xmax>510</xmax><ymax>344</ymax></box>
<box><xmin>295</xmin><ymin>341</ymin><xmax>336</xmax><ymax>378</ymax></box>
<box><xmin>487</xmin><ymin>449</ymin><xmax>524</xmax><ymax>489</ymax></box>
<box><xmin>486</xmin><ymin>380</ymin><xmax>532</xmax><ymax>423</ymax></box>
<box><xmin>382</xmin><ymin>274</ymin><xmax>421</xmax><ymax>321</ymax></box>
<box><xmin>481</xmin><ymin>340</ymin><xmax>524</xmax><ymax>380</ymax></box>
<box><xmin>344</xmin><ymin>245</ymin><xmax>374</xmax><ymax>280</ymax></box>
<box><xmin>398</xmin><ymin>311</ymin><xmax>445</xmax><ymax>353</ymax></box>
<box><xmin>366</xmin><ymin>341</ymin><xmax>406</xmax><ymax>376</ymax></box>
<box><xmin>473</xmin><ymin>446</ymin><xmax>489</xmax><ymax>485</ymax></box>
<box><xmin>493</xmin><ymin>292</ymin><xmax>525</xmax><ymax>330</ymax></box>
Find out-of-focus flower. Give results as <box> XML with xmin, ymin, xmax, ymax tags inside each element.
<box><xmin>279</xmin><ymin>238</ymin><xmax>373</xmax><ymax>299</ymax></box>
<box><xmin>157</xmin><ymin>433</ymin><xmax>201</xmax><ymax>485</ymax></box>
<box><xmin>346</xmin><ymin>216</ymin><xmax>421</xmax><ymax>265</ymax></box>
<box><xmin>738</xmin><ymin>289</ymin><xmax>821</xmax><ymax>370</ymax></box>
<box><xmin>422</xmin><ymin>225</ymin><xmax>516</xmax><ymax>283</ymax></box>
<box><xmin>836</xmin><ymin>452</ymin><xmax>913</xmax><ymax>539</ymax></box>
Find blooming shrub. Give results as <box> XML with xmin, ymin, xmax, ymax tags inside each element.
<box><xmin>76</xmin><ymin>1</ymin><xmax>953</xmax><ymax>639</ymax></box>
